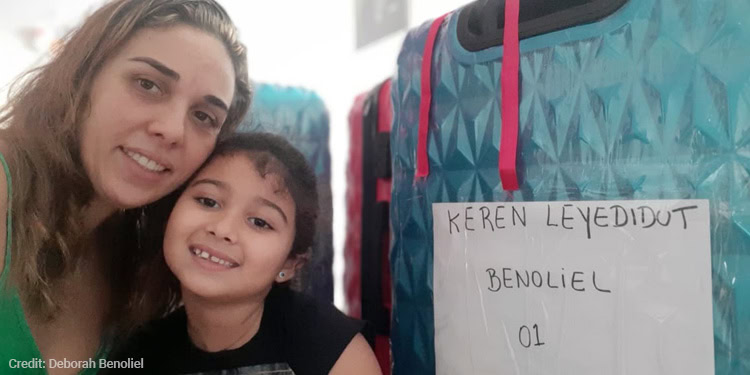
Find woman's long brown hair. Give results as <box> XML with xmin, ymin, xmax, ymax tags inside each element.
<box><xmin>0</xmin><ymin>0</ymin><xmax>251</xmax><ymax>334</ymax></box>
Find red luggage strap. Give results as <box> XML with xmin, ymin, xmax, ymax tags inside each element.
<box><xmin>499</xmin><ymin>0</ymin><xmax>520</xmax><ymax>190</ymax></box>
<box><xmin>416</xmin><ymin>13</ymin><xmax>448</xmax><ymax>178</ymax></box>
<box><xmin>415</xmin><ymin>4</ymin><xmax>521</xmax><ymax>191</ymax></box>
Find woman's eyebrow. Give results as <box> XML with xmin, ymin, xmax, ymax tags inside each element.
<box><xmin>129</xmin><ymin>56</ymin><xmax>180</xmax><ymax>80</ymax></box>
<box><xmin>129</xmin><ymin>57</ymin><xmax>228</xmax><ymax>112</ymax></box>
<box><xmin>205</xmin><ymin>95</ymin><xmax>228</xmax><ymax>113</ymax></box>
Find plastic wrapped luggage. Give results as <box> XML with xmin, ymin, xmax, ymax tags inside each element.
<box><xmin>238</xmin><ymin>83</ymin><xmax>333</xmax><ymax>303</ymax></box>
<box><xmin>345</xmin><ymin>79</ymin><xmax>394</xmax><ymax>374</ymax></box>
<box><xmin>390</xmin><ymin>0</ymin><xmax>750</xmax><ymax>373</ymax></box>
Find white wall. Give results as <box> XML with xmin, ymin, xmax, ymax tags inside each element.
<box><xmin>0</xmin><ymin>0</ymin><xmax>107</xmax><ymax>107</ymax></box>
<box><xmin>0</xmin><ymin>0</ymin><xmax>473</xmax><ymax>310</ymax></box>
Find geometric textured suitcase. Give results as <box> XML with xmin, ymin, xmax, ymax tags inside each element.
<box><xmin>390</xmin><ymin>0</ymin><xmax>750</xmax><ymax>373</ymax></box>
<box><xmin>345</xmin><ymin>79</ymin><xmax>394</xmax><ymax>374</ymax></box>
<box><xmin>345</xmin><ymin>92</ymin><xmax>367</xmax><ymax>319</ymax></box>
<box><xmin>238</xmin><ymin>83</ymin><xmax>334</xmax><ymax>303</ymax></box>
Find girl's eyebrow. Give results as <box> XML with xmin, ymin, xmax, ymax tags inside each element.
<box><xmin>190</xmin><ymin>178</ymin><xmax>227</xmax><ymax>191</ymax></box>
<box><xmin>190</xmin><ymin>178</ymin><xmax>288</xmax><ymax>223</ymax></box>
<box><xmin>255</xmin><ymin>197</ymin><xmax>288</xmax><ymax>224</ymax></box>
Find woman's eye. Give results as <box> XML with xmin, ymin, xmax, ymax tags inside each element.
<box><xmin>194</xmin><ymin>111</ymin><xmax>218</xmax><ymax>127</ymax></box>
<box><xmin>195</xmin><ymin>197</ymin><xmax>219</xmax><ymax>208</ymax></box>
<box><xmin>137</xmin><ymin>78</ymin><xmax>161</xmax><ymax>94</ymax></box>
<box><xmin>249</xmin><ymin>218</ymin><xmax>272</xmax><ymax>230</ymax></box>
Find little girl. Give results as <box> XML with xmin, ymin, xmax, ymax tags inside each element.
<box><xmin>109</xmin><ymin>133</ymin><xmax>381</xmax><ymax>374</ymax></box>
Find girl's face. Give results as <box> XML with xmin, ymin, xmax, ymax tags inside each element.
<box><xmin>163</xmin><ymin>154</ymin><xmax>300</xmax><ymax>302</ymax></box>
<box><xmin>79</xmin><ymin>25</ymin><xmax>236</xmax><ymax>209</ymax></box>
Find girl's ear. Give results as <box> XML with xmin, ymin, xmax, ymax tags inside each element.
<box><xmin>276</xmin><ymin>251</ymin><xmax>310</xmax><ymax>282</ymax></box>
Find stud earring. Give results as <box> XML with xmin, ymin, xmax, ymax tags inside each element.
<box><xmin>278</xmin><ymin>271</ymin><xmax>286</xmax><ymax>279</ymax></box>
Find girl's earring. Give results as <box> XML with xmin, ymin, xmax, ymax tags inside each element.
<box><xmin>278</xmin><ymin>271</ymin><xmax>286</xmax><ymax>279</ymax></box>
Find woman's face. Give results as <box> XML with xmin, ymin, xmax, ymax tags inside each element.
<box><xmin>80</xmin><ymin>25</ymin><xmax>236</xmax><ymax>209</ymax></box>
<box><xmin>163</xmin><ymin>154</ymin><xmax>299</xmax><ymax>302</ymax></box>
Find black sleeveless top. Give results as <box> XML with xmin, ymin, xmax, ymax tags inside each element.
<box><xmin>107</xmin><ymin>287</ymin><xmax>364</xmax><ymax>374</ymax></box>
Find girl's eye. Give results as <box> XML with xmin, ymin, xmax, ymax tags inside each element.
<box><xmin>195</xmin><ymin>197</ymin><xmax>219</xmax><ymax>208</ymax></box>
<box><xmin>249</xmin><ymin>217</ymin><xmax>272</xmax><ymax>230</ymax></box>
<box><xmin>194</xmin><ymin>111</ymin><xmax>218</xmax><ymax>128</ymax></box>
<box><xmin>137</xmin><ymin>78</ymin><xmax>161</xmax><ymax>95</ymax></box>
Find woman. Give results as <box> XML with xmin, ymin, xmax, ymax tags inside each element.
<box><xmin>0</xmin><ymin>0</ymin><xmax>250</xmax><ymax>373</ymax></box>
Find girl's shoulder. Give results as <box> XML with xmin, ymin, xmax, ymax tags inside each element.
<box><xmin>265</xmin><ymin>288</ymin><xmax>366</xmax><ymax>374</ymax></box>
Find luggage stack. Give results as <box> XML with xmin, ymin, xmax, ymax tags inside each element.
<box><xmin>389</xmin><ymin>0</ymin><xmax>750</xmax><ymax>373</ymax></box>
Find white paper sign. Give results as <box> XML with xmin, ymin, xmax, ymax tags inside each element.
<box><xmin>433</xmin><ymin>200</ymin><xmax>714</xmax><ymax>375</ymax></box>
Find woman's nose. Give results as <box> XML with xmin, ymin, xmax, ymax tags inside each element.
<box><xmin>147</xmin><ymin>107</ymin><xmax>186</xmax><ymax>147</ymax></box>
